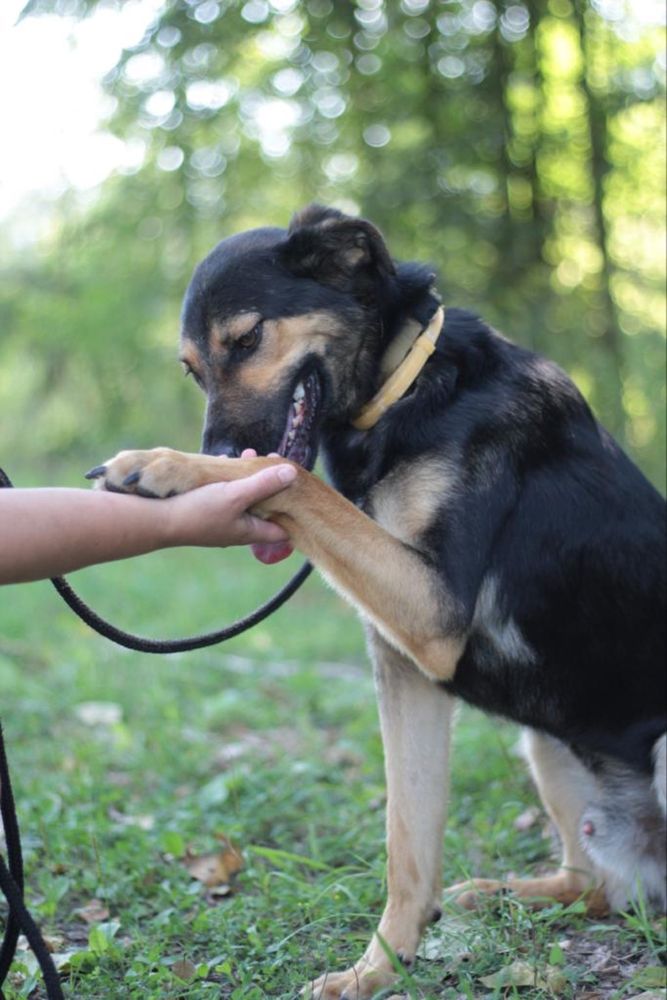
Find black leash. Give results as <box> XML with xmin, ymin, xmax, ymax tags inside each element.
<box><xmin>0</xmin><ymin>464</ymin><xmax>312</xmax><ymax>995</ymax></box>
<box><xmin>0</xmin><ymin>466</ymin><xmax>312</xmax><ymax>653</ymax></box>
<box><xmin>1</xmin><ymin>724</ymin><xmax>65</xmax><ymax>999</ymax></box>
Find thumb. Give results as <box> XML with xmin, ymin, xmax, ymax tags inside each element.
<box><xmin>227</xmin><ymin>464</ymin><xmax>297</xmax><ymax>511</ymax></box>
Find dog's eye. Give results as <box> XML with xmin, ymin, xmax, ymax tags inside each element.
<box><xmin>181</xmin><ymin>362</ymin><xmax>204</xmax><ymax>388</ymax></box>
<box><xmin>236</xmin><ymin>321</ymin><xmax>263</xmax><ymax>353</ymax></box>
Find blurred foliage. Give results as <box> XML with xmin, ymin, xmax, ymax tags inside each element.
<box><xmin>3</xmin><ymin>0</ymin><xmax>666</xmax><ymax>488</ymax></box>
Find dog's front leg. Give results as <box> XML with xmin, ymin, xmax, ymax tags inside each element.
<box><xmin>307</xmin><ymin>631</ymin><xmax>454</xmax><ymax>999</ymax></box>
<box><xmin>94</xmin><ymin>452</ymin><xmax>467</xmax><ymax>682</ymax></box>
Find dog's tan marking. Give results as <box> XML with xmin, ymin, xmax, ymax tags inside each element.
<box><xmin>210</xmin><ymin>311</ymin><xmax>262</xmax><ymax>349</ymax></box>
<box><xmin>96</xmin><ymin>450</ymin><xmax>466</xmax><ymax>681</ymax></box>
<box><xmin>447</xmin><ymin>874</ymin><xmax>609</xmax><ymax>916</ymax></box>
<box><xmin>204</xmin><ymin>312</ymin><xmax>345</xmax><ymax>401</ymax></box>
<box><xmin>179</xmin><ymin>340</ymin><xmax>203</xmax><ymax>373</ymax></box>
<box><xmin>235</xmin><ymin>313</ymin><xmax>342</xmax><ymax>395</ymax></box>
<box><xmin>447</xmin><ymin>730</ymin><xmax>609</xmax><ymax>916</ymax></box>
<box><xmin>368</xmin><ymin>456</ymin><xmax>458</xmax><ymax>549</ymax></box>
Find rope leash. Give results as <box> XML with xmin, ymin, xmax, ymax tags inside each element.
<box><xmin>0</xmin><ymin>464</ymin><xmax>312</xmax><ymax>995</ymax></box>
<box><xmin>0</xmin><ymin>466</ymin><xmax>312</xmax><ymax>654</ymax></box>
<box><xmin>0</xmin><ymin>724</ymin><xmax>65</xmax><ymax>999</ymax></box>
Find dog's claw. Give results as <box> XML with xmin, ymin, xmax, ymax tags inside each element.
<box><xmin>84</xmin><ymin>465</ymin><xmax>107</xmax><ymax>480</ymax></box>
<box><xmin>123</xmin><ymin>471</ymin><xmax>141</xmax><ymax>486</ymax></box>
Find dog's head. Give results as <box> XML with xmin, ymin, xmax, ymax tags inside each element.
<box><xmin>179</xmin><ymin>205</ymin><xmax>396</xmax><ymax>468</ymax></box>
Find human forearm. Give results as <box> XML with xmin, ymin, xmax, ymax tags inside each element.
<box><xmin>0</xmin><ymin>488</ymin><xmax>173</xmax><ymax>584</ymax></box>
<box><xmin>0</xmin><ymin>462</ymin><xmax>296</xmax><ymax>585</ymax></box>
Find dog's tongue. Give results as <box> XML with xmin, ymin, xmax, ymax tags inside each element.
<box><xmin>251</xmin><ymin>541</ymin><xmax>295</xmax><ymax>564</ymax></box>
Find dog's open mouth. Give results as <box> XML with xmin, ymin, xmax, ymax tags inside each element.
<box><xmin>251</xmin><ymin>371</ymin><xmax>322</xmax><ymax>566</ymax></box>
<box><xmin>277</xmin><ymin>372</ymin><xmax>322</xmax><ymax>470</ymax></box>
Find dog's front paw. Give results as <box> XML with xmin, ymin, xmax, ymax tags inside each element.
<box><xmin>303</xmin><ymin>956</ymin><xmax>404</xmax><ymax>1000</ymax></box>
<box><xmin>85</xmin><ymin>448</ymin><xmax>196</xmax><ymax>498</ymax></box>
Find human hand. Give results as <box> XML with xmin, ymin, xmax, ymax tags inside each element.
<box><xmin>163</xmin><ymin>459</ymin><xmax>296</xmax><ymax>550</ymax></box>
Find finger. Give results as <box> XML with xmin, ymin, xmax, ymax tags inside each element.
<box><xmin>226</xmin><ymin>465</ymin><xmax>296</xmax><ymax>510</ymax></box>
<box><xmin>241</xmin><ymin>448</ymin><xmax>258</xmax><ymax>458</ymax></box>
<box><xmin>240</xmin><ymin>514</ymin><xmax>290</xmax><ymax>545</ymax></box>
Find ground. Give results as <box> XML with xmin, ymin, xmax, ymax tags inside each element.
<box><xmin>0</xmin><ymin>532</ymin><xmax>665</xmax><ymax>999</ymax></box>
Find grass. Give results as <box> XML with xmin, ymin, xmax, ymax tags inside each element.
<box><xmin>0</xmin><ymin>474</ymin><xmax>665</xmax><ymax>998</ymax></box>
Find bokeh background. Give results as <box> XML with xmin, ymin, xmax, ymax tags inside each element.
<box><xmin>1</xmin><ymin>0</ymin><xmax>665</xmax><ymax>490</ymax></box>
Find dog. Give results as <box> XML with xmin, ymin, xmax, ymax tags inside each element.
<box><xmin>91</xmin><ymin>204</ymin><xmax>666</xmax><ymax>999</ymax></box>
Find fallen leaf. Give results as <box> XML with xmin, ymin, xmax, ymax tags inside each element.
<box><xmin>184</xmin><ymin>837</ymin><xmax>243</xmax><ymax>888</ymax></box>
<box><xmin>42</xmin><ymin>934</ymin><xmax>65</xmax><ymax>953</ymax></box>
<box><xmin>75</xmin><ymin>899</ymin><xmax>110</xmax><ymax>924</ymax></box>
<box><xmin>632</xmin><ymin>968</ymin><xmax>667</xmax><ymax>990</ymax></box>
<box><xmin>172</xmin><ymin>958</ymin><xmax>197</xmax><ymax>982</ymax></box>
<box><xmin>20</xmin><ymin>949</ymin><xmax>93</xmax><ymax>975</ymax></box>
<box><xmin>627</xmin><ymin>992</ymin><xmax>667</xmax><ymax>1000</ymax></box>
<box><xmin>52</xmin><ymin>950</ymin><xmax>90</xmax><ymax>973</ymax></box>
<box><xmin>480</xmin><ymin>959</ymin><xmax>567</xmax><ymax>993</ymax></box>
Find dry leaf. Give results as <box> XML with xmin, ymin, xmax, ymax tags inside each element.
<box><xmin>52</xmin><ymin>951</ymin><xmax>87</xmax><ymax>973</ymax></box>
<box><xmin>184</xmin><ymin>837</ymin><xmax>243</xmax><ymax>888</ymax></box>
<box><xmin>20</xmin><ymin>950</ymin><xmax>90</xmax><ymax>975</ymax></box>
<box><xmin>172</xmin><ymin>958</ymin><xmax>197</xmax><ymax>982</ymax></box>
<box><xmin>75</xmin><ymin>899</ymin><xmax>110</xmax><ymax>924</ymax></box>
<box><xmin>42</xmin><ymin>934</ymin><xmax>65</xmax><ymax>953</ymax></box>
<box><xmin>480</xmin><ymin>959</ymin><xmax>567</xmax><ymax>993</ymax></box>
<box><xmin>627</xmin><ymin>993</ymin><xmax>667</xmax><ymax>1000</ymax></box>
<box><xmin>632</xmin><ymin>969</ymin><xmax>667</xmax><ymax>991</ymax></box>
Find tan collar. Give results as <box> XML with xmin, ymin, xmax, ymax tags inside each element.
<box><xmin>351</xmin><ymin>306</ymin><xmax>445</xmax><ymax>431</ymax></box>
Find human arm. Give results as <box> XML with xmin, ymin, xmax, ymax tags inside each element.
<box><xmin>0</xmin><ymin>463</ymin><xmax>296</xmax><ymax>585</ymax></box>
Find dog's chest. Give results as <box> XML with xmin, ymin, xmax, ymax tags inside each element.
<box><xmin>365</xmin><ymin>455</ymin><xmax>456</xmax><ymax>548</ymax></box>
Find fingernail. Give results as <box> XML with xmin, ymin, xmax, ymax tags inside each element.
<box><xmin>277</xmin><ymin>465</ymin><xmax>297</xmax><ymax>484</ymax></box>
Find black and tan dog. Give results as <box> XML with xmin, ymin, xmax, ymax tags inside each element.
<box><xmin>93</xmin><ymin>205</ymin><xmax>666</xmax><ymax>999</ymax></box>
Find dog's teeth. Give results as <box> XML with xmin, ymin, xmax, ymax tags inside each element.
<box><xmin>293</xmin><ymin>383</ymin><xmax>305</xmax><ymax>402</ymax></box>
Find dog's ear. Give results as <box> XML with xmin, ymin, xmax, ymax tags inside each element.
<box><xmin>281</xmin><ymin>204</ymin><xmax>395</xmax><ymax>294</ymax></box>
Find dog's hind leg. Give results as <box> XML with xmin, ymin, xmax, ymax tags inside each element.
<box><xmin>306</xmin><ymin>632</ymin><xmax>455</xmax><ymax>1000</ymax></box>
<box><xmin>446</xmin><ymin>730</ymin><xmax>609</xmax><ymax>916</ymax></box>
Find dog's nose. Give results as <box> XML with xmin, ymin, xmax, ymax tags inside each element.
<box><xmin>201</xmin><ymin>431</ymin><xmax>239</xmax><ymax>458</ymax></box>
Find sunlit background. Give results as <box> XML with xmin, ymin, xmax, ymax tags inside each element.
<box><xmin>1</xmin><ymin>0</ymin><xmax>665</xmax><ymax>488</ymax></box>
